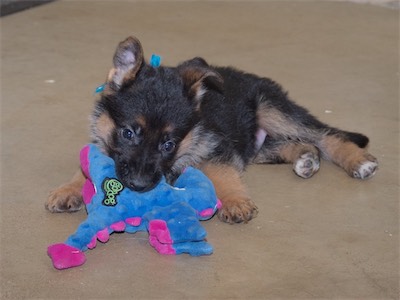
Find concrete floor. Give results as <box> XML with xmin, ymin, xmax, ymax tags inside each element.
<box><xmin>1</xmin><ymin>1</ymin><xmax>399</xmax><ymax>299</ymax></box>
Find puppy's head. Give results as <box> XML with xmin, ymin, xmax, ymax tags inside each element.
<box><xmin>91</xmin><ymin>36</ymin><xmax>223</xmax><ymax>192</ymax></box>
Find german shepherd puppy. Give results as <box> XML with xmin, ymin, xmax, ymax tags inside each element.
<box><xmin>45</xmin><ymin>36</ymin><xmax>378</xmax><ymax>223</ymax></box>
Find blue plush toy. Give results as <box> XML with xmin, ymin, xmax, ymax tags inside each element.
<box><xmin>47</xmin><ymin>144</ymin><xmax>220</xmax><ymax>270</ymax></box>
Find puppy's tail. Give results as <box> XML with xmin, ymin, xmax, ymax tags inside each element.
<box><xmin>340</xmin><ymin>131</ymin><xmax>369</xmax><ymax>148</ymax></box>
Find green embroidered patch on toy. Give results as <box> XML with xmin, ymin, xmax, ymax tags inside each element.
<box><xmin>102</xmin><ymin>178</ymin><xmax>124</xmax><ymax>206</ymax></box>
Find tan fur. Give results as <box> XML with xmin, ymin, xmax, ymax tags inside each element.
<box><xmin>257</xmin><ymin>103</ymin><xmax>300</xmax><ymax>138</ymax></box>
<box><xmin>319</xmin><ymin>135</ymin><xmax>375</xmax><ymax>176</ymax></box>
<box><xmin>95</xmin><ymin>112</ymin><xmax>116</xmax><ymax>143</ymax></box>
<box><xmin>107</xmin><ymin>68</ymin><xmax>116</xmax><ymax>81</ymax></box>
<box><xmin>279</xmin><ymin>143</ymin><xmax>319</xmax><ymax>163</ymax></box>
<box><xmin>163</xmin><ymin>124</ymin><xmax>175</xmax><ymax>135</ymax></box>
<box><xmin>45</xmin><ymin>170</ymin><xmax>85</xmax><ymax>212</ymax></box>
<box><xmin>176</xmin><ymin>130</ymin><xmax>194</xmax><ymax>158</ymax></box>
<box><xmin>135</xmin><ymin>115</ymin><xmax>147</xmax><ymax>129</ymax></box>
<box><xmin>172</xmin><ymin>127</ymin><xmax>219</xmax><ymax>174</ymax></box>
<box><xmin>201</xmin><ymin>163</ymin><xmax>258</xmax><ymax>223</ymax></box>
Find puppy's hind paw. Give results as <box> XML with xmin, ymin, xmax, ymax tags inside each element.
<box><xmin>352</xmin><ymin>157</ymin><xmax>378</xmax><ymax>180</ymax></box>
<box><xmin>293</xmin><ymin>152</ymin><xmax>320</xmax><ymax>179</ymax></box>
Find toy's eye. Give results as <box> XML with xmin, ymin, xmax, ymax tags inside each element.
<box><xmin>122</xmin><ymin>128</ymin><xmax>134</xmax><ymax>140</ymax></box>
<box><xmin>161</xmin><ymin>141</ymin><xmax>176</xmax><ymax>153</ymax></box>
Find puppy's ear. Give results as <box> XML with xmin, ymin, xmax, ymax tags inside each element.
<box><xmin>107</xmin><ymin>36</ymin><xmax>144</xmax><ymax>90</ymax></box>
<box><xmin>178</xmin><ymin>60</ymin><xmax>223</xmax><ymax>106</ymax></box>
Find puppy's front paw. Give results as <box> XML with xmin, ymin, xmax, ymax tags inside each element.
<box><xmin>218</xmin><ymin>196</ymin><xmax>258</xmax><ymax>224</ymax></box>
<box><xmin>351</xmin><ymin>154</ymin><xmax>378</xmax><ymax>179</ymax></box>
<box><xmin>293</xmin><ymin>152</ymin><xmax>320</xmax><ymax>179</ymax></box>
<box><xmin>45</xmin><ymin>184</ymin><xmax>84</xmax><ymax>213</ymax></box>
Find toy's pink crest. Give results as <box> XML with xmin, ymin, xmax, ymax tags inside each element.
<box><xmin>96</xmin><ymin>228</ymin><xmax>110</xmax><ymax>243</ymax></box>
<box><xmin>110</xmin><ymin>221</ymin><xmax>126</xmax><ymax>232</ymax></box>
<box><xmin>217</xmin><ymin>199</ymin><xmax>222</xmax><ymax>209</ymax></box>
<box><xmin>199</xmin><ymin>208</ymin><xmax>214</xmax><ymax>218</ymax></box>
<box><xmin>80</xmin><ymin>145</ymin><xmax>91</xmax><ymax>178</ymax></box>
<box><xmin>125</xmin><ymin>217</ymin><xmax>142</xmax><ymax>227</ymax></box>
<box><xmin>87</xmin><ymin>237</ymin><xmax>97</xmax><ymax>249</ymax></box>
<box><xmin>82</xmin><ymin>179</ymin><xmax>95</xmax><ymax>205</ymax></box>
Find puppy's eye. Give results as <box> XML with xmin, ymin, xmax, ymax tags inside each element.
<box><xmin>161</xmin><ymin>141</ymin><xmax>176</xmax><ymax>153</ymax></box>
<box><xmin>122</xmin><ymin>128</ymin><xmax>134</xmax><ymax>140</ymax></box>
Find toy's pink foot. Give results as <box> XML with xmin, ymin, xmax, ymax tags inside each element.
<box><xmin>148</xmin><ymin>220</ymin><xmax>173</xmax><ymax>244</ymax></box>
<box><xmin>47</xmin><ymin>243</ymin><xmax>86</xmax><ymax>270</ymax></box>
<box><xmin>82</xmin><ymin>179</ymin><xmax>95</xmax><ymax>205</ymax></box>
<box><xmin>148</xmin><ymin>220</ymin><xmax>175</xmax><ymax>255</ymax></box>
<box><xmin>149</xmin><ymin>236</ymin><xmax>175</xmax><ymax>255</ymax></box>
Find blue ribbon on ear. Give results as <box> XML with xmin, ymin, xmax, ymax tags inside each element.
<box><xmin>150</xmin><ymin>54</ymin><xmax>162</xmax><ymax>68</ymax></box>
<box><xmin>95</xmin><ymin>83</ymin><xmax>106</xmax><ymax>94</ymax></box>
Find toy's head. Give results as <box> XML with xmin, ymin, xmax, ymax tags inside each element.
<box><xmin>80</xmin><ymin>143</ymin><xmax>220</xmax><ymax>217</ymax></box>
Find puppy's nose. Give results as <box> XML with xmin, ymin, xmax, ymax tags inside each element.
<box><xmin>124</xmin><ymin>180</ymin><xmax>147</xmax><ymax>192</ymax></box>
<box><xmin>131</xmin><ymin>184</ymin><xmax>147</xmax><ymax>192</ymax></box>
<box><xmin>126</xmin><ymin>179</ymin><xmax>158</xmax><ymax>193</ymax></box>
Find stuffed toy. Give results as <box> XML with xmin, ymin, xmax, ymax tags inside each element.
<box><xmin>48</xmin><ymin>144</ymin><xmax>220</xmax><ymax>270</ymax></box>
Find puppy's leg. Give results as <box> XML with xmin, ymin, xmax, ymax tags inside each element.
<box><xmin>318</xmin><ymin>133</ymin><xmax>378</xmax><ymax>179</ymax></box>
<box><xmin>256</xmin><ymin>92</ymin><xmax>378</xmax><ymax>179</ymax></box>
<box><xmin>254</xmin><ymin>141</ymin><xmax>320</xmax><ymax>179</ymax></box>
<box><xmin>45</xmin><ymin>169</ymin><xmax>85</xmax><ymax>212</ymax></box>
<box><xmin>201</xmin><ymin>163</ymin><xmax>258</xmax><ymax>224</ymax></box>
